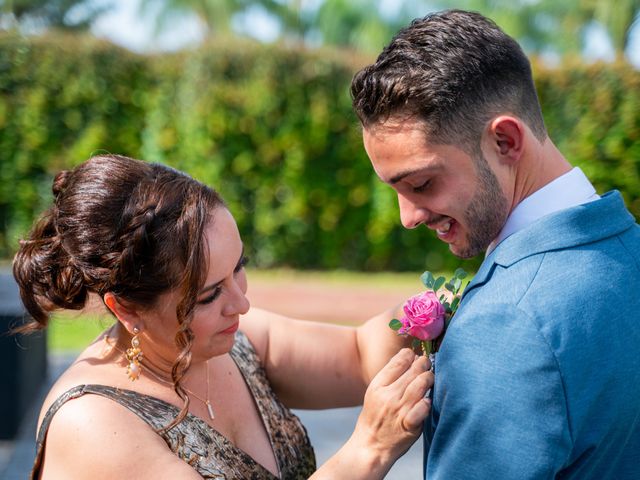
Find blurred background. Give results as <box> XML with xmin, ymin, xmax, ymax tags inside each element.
<box><xmin>1</xmin><ymin>0</ymin><xmax>640</xmax><ymax>273</ymax></box>
<box><xmin>1</xmin><ymin>0</ymin><xmax>640</xmax><ymax>478</ymax></box>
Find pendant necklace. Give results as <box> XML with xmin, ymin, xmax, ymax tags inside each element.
<box><xmin>105</xmin><ymin>335</ymin><xmax>215</xmax><ymax>420</ymax></box>
<box><xmin>143</xmin><ymin>358</ymin><xmax>216</xmax><ymax>420</ymax></box>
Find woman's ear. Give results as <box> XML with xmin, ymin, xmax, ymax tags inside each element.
<box><xmin>487</xmin><ymin>116</ymin><xmax>525</xmax><ymax>165</ymax></box>
<box><xmin>103</xmin><ymin>293</ymin><xmax>143</xmax><ymax>334</ymax></box>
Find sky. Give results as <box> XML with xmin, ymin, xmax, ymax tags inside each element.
<box><xmin>90</xmin><ymin>0</ymin><xmax>640</xmax><ymax>67</ymax></box>
<box><xmin>91</xmin><ymin>0</ymin><xmax>208</xmax><ymax>52</ymax></box>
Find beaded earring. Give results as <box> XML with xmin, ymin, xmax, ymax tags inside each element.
<box><xmin>125</xmin><ymin>327</ymin><xmax>143</xmax><ymax>381</ymax></box>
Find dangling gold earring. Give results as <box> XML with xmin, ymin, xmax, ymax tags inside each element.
<box><xmin>126</xmin><ymin>327</ymin><xmax>143</xmax><ymax>381</ymax></box>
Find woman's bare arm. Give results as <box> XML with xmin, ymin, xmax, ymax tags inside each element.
<box><xmin>239</xmin><ymin>305</ymin><xmax>409</xmax><ymax>409</ymax></box>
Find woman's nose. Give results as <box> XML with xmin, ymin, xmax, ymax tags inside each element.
<box><xmin>222</xmin><ymin>278</ymin><xmax>250</xmax><ymax>316</ymax></box>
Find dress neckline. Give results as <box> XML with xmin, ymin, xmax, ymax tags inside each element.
<box><xmin>35</xmin><ymin>332</ymin><xmax>282</xmax><ymax>479</ymax></box>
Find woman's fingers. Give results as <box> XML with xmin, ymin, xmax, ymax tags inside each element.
<box><xmin>394</xmin><ymin>354</ymin><xmax>430</xmax><ymax>391</ymax></box>
<box><xmin>400</xmin><ymin>371</ymin><xmax>434</xmax><ymax>431</ymax></box>
<box><xmin>370</xmin><ymin>348</ymin><xmax>416</xmax><ymax>387</ymax></box>
<box><xmin>349</xmin><ymin>351</ymin><xmax>434</xmax><ymax>466</ymax></box>
<box><xmin>401</xmin><ymin>370</ymin><xmax>433</xmax><ymax>404</ymax></box>
<box><xmin>403</xmin><ymin>397</ymin><xmax>432</xmax><ymax>432</ymax></box>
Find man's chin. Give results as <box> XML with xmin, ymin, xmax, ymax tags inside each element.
<box><xmin>448</xmin><ymin>242</ymin><xmax>484</xmax><ymax>259</ymax></box>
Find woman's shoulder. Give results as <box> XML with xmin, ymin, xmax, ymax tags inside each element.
<box><xmin>35</xmin><ymin>344</ymin><xmax>200</xmax><ymax>479</ymax></box>
<box><xmin>38</xmin><ymin>337</ymin><xmax>122</xmax><ymax>420</ymax></box>
<box><xmin>38</xmin><ymin>383</ymin><xmax>200</xmax><ymax>479</ymax></box>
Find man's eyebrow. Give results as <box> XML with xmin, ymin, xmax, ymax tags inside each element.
<box><xmin>389</xmin><ymin>166</ymin><xmax>435</xmax><ymax>185</ymax></box>
<box><xmin>198</xmin><ymin>246</ymin><xmax>245</xmax><ymax>294</ymax></box>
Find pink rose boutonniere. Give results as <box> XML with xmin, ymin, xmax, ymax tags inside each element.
<box><xmin>390</xmin><ymin>268</ymin><xmax>468</xmax><ymax>357</ymax></box>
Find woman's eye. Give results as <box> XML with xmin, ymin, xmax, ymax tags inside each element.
<box><xmin>234</xmin><ymin>256</ymin><xmax>249</xmax><ymax>273</ymax></box>
<box><xmin>412</xmin><ymin>180</ymin><xmax>430</xmax><ymax>193</ymax></box>
<box><xmin>198</xmin><ymin>287</ymin><xmax>222</xmax><ymax>305</ymax></box>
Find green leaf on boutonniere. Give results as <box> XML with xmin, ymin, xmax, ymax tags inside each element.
<box><xmin>434</xmin><ymin>276</ymin><xmax>446</xmax><ymax>291</ymax></box>
<box><xmin>421</xmin><ymin>271</ymin><xmax>435</xmax><ymax>288</ymax></box>
<box><xmin>412</xmin><ymin>338</ymin><xmax>422</xmax><ymax>350</ymax></box>
<box><xmin>389</xmin><ymin>319</ymin><xmax>403</xmax><ymax>331</ymax></box>
<box><xmin>454</xmin><ymin>268</ymin><xmax>467</xmax><ymax>279</ymax></box>
<box><xmin>451</xmin><ymin>296</ymin><xmax>460</xmax><ymax>311</ymax></box>
<box><xmin>453</xmin><ymin>277</ymin><xmax>462</xmax><ymax>291</ymax></box>
<box><xmin>445</xmin><ymin>282</ymin><xmax>454</xmax><ymax>292</ymax></box>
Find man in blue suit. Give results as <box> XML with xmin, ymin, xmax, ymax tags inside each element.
<box><xmin>351</xmin><ymin>9</ymin><xmax>640</xmax><ymax>479</ymax></box>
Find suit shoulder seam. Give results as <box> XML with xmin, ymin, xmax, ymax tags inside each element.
<box><xmin>616</xmin><ymin>233</ymin><xmax>640</xmax><ymax>274</ymax></box>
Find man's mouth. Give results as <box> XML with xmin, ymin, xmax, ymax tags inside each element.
<box><xmin>427</xmin><ymin>218</ymin><xmax>457</xmax><ymax>242</ymax></box>
<box><xmin>427</xmin><ymin>217</ymin><xmax>452</xmax><ymax>233</ymax></box>
<box><xmin>436</xmin><ymin>220</ymin><xmax>452</xmax><ymax>235</ymax></box>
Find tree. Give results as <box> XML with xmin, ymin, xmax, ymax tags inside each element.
<box><xmin>584</xmin><ymin>0</ymin><xmax>640</xmax><ymax>57</ymax></box>
<box><xmin>0</xmin><ymin>0</ymin><xmax>112</xmax><ymax>31</ymax></box>
<box><xmin>451</xmin><ymin>0</ymin><xmax>640</xmax><ymax>61</ymax></box>
<box><xmin>136</xmin><ymin>0</ymin><xmax>640</xmax><ymax>62</ymax></box>
<box><xmin>313</xmin><ymin>0</ymin><xmax>420</xmax><ymax>53</ymax></box>
<box><xmin>138</xmin><ymin>0</ymin><xmax>254</xmax><ymax>36</ymax></box>
<box><xmin>139</xmin><ymin>0</ymin><xmax>432</xmax><ymax>53</ymax></box>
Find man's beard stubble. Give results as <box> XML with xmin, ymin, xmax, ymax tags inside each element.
<box><xmin>456</xmin><ymin>154</ymin><xmax>509</xmax><ymax>259</ymax></box>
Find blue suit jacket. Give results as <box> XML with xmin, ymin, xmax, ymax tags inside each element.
<box><xmin>424</xmin><ymin>191</ymin><xmax>640</xmax><ymax>479</ymax></box>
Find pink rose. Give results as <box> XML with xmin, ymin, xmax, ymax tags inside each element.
<box><xmin>399</xmin><ymin>291</ymin><xmax>445</xmax><ymax>341</ymax></box>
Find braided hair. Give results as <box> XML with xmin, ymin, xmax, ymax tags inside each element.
<box><xmin>13</xmin><ymin>154</ymin><xmax>225</xmax><ymax>430</ymax></box>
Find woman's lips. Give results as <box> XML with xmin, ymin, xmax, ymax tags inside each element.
<box><xmin>220</xmin><ymin>322</ymin><xmax>239</xmax><ymax>334</ymax></box>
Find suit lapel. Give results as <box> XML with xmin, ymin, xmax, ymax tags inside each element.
<box><xmin>460</xmin><ymin>191</ymin><xmax>634</xmax><ymax>300</ymax></box>
<box><xmin>461</xmin><ymin>251</ymin><xmax>498</xmax><ymax>300</ymax></box>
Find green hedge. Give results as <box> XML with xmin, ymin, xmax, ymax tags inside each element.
<box><xmin>1</xmin><ymin>33</ymin><xmax>639</xmax><ymax>272</ymax></box>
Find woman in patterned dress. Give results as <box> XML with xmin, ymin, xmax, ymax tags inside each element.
<box><xmin>14</xmin><ymin>154</ymin><xmax>432</xmax><ymax>480</ymax></box>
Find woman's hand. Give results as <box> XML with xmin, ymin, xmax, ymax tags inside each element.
<box><xmin>310</xmin><ymin>348</ymin><xmax>433</xmax><ymax>479</ymax></box>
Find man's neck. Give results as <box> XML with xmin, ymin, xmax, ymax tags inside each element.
<box><xmin>510</xmin><ymin>137</ymin><xmax>572</xmax><ymax>213</ymax></box>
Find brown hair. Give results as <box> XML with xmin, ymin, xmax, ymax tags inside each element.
<box><xmin>351</xmin><ymin>9</ymin><xmax>547</xmax><ymax>152</ymax></box>
<box><xmin>13</xmin><ymin>154</ymin><xmax>225</xmax><ymax>430</ymax></box>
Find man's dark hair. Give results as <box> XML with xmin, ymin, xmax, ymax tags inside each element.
<box><xmin>351</xmin><ymin>9</ymin><xmax>547</xmax><ymax>151</ymax></box>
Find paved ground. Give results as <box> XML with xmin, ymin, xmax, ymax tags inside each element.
<box><xmin>1</xmin><ymin>273</ymin><xmax>425</xmax><ymax>479</ymax></box>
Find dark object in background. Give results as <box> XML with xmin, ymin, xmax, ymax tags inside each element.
<box><xmin>0</xmin><ymin>272</ymin><xmax>47</xmax><ymax>439</ymax></box>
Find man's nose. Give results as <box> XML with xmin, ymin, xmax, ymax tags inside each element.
<box><xmin>398</xmin><ymin>194</ymin><xmax>429</xmax><ymax>229</ymax></box>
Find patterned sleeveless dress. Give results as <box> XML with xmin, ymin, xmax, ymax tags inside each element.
<box><xmin>31</xmin><ymin>332</ymin><xmax>316</xmax><ymax>479</ymax></box>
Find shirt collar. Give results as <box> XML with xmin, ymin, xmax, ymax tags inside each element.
<box><xmin>487</xmin><ymin>167</ymin><xmax>599</xmax><ymax>255</ymax></box>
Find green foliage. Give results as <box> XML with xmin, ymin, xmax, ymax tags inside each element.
<box><xmin>0</xmin><ymin>32</ymin><xmax>149</xmax><ymax>256</ymax></box>
<box><xmin>388</xmin><ymin>318</ymin><xmax>403</xmax><ymax>331</ymax></box>
<box><xmin>445</xmin><ymin>0</ymin><xmax>640</xmax><ymax>59</ymax></box>
<box><xmin>0</xmin><ymin>34</ymin><xmax>639</xmax><ymax>272</ymax></box>
<box><xmin>48</xmin><ymin>312</ymin><xmax>113</xmax><ymax>352</ymax></box>
<box><xmin>534</xmin><ymin>60</ymin><xmax>640</xmax><ymax>217</ymax></box>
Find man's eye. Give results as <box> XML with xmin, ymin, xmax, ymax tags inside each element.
<box><xmin>198</xmin><ymin>287</ymin><xmax>222</xmax><ymax>305</ymax></box>
<box><xmin>412</xmin><ymin>180</ymin><xmax>430</xmax><ymax>193</ymax></box>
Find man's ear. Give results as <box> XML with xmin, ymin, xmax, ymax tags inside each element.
<box><xmin>103</xmin><ymin>292</ymin><xmax>143</xmax><ymax>334</ymax></box>
<box><xmin>487</xmin><ymin>116</ymin><xmax>525</xmax><ymax>165</ymax></box>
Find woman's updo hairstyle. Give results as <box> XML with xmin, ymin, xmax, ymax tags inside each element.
<box><xmin>13</xmin><ymin>154</ymin><xmax>225</xmax><ymax>333</ymax></box>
